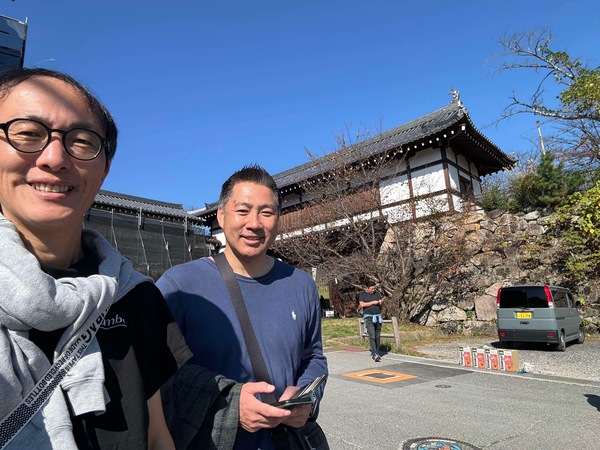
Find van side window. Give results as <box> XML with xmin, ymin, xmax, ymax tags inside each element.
<box><xmin>553</xmin><ymin>290</ymin><xmax>568</xmax><ymax>308</ymax></box>
<box><xmin>565</xmin><ymin>292</ymin><xmax>575</xmax><ymax>308</ymax></box>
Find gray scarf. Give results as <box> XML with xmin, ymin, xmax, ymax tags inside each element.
<box><xmin>0</xmin><ymin>214</ymin><xmax>149</xmax><ymax>449</ymax></box>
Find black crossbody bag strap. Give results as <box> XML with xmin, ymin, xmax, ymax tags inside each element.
<box><xmin>0</xmin><ymin>304</ymin><xmax>111</xmax><ymax>449</ymax></box>
<box><xmin>213</xmin><ymin>253</ymin><xmax>277</xmax><ymax>404</ymax></box>
<box><xmin>214</xmin><ymin>253</ymin><xmax>329</xmax><ymax>450</ymax></box>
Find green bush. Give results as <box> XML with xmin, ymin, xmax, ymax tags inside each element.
<box><xmin>551</xmin><ymin>180</ymin><xmax>600</xmax><ymax>282</ymax></box>
<box><xmin>480</xmin><ymin>152</ymin><xmax>590</xmax><ymax>213</ymax></box>
<box><xmin>480</xmin><ymin>179</ymin><xmax>510</xmax><ymax>211</ymax></box>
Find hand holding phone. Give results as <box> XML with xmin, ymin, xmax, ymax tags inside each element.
<box><xmin>270</xmin><ymin>374</ymin><xmax>327</xmax><ymax>409</ymax></box>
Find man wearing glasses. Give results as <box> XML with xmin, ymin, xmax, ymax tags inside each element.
<box><xmin>0</xmin><ymin>68</ymin><xmax>190</xmax><ymax>449</ymax></box>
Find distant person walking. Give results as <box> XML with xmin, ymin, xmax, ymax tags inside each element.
<box><xmin>359</xmin><ymin>284</ymin><xmax>384</xmax><ymax>362</ymax></box>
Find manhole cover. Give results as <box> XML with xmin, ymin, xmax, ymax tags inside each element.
<box><xmin>403</xmin><ymin>437</ymin><xmax>481</xmax><ymax>450</ymax></box>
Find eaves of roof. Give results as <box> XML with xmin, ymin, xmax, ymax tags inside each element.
<box><xmin>274</xmin><ymin>99</ymin><xmax>513</xmax><ymax>187</ymax></box>
<box><xmin>92</xmin><ymin>190</ymin><xmax>203</xmax><ymax>224</ymax></box>
<box><xmin>197</xmin><ymin>99</ymin><xmax>515</xmax><ymax>219</ymax></box>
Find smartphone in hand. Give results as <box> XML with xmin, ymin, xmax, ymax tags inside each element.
<box><xmin>270</xmin><ymin>374</ymin><xmax>327</xmax><ymax>409</ymax></box>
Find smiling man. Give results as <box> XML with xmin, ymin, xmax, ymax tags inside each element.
<box><xmin>157</xmin><ymin>165</ymin><xmax>328</xmax><ymax>449</ymax></box>
<box><xmin>0</xmin><ymin>68</ymin><xmax>190</xmax><ymax>449</ymax></box>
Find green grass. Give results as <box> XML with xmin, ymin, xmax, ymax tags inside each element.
<box><xmin>320</xmin><ymin>317</ymin><xmax>447</xmax><ymax>355</ymax></box>
<box><xmin>317</xmin><ymin>285</ymin><xmax>329</xmax><ymax>299</ymax></box>
<box><xmin>320</xmin><ymin>317</ymin><xmax>359</xmax><ymax>340</ymax></box>
<box><xmin>321</xmin><ymin>317</ymin><xmax>600</xmax><ymax>358</ymax></box>
<box><xmin>321</xmin><ymin>317</ymin><xmax>433</xmax><ymax>339</ymax></box>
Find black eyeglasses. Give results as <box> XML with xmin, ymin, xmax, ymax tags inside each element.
<box><xmin>0</xmin><ymin>118</ymin><xmax>106</xmax><ymax>161</ymax></box>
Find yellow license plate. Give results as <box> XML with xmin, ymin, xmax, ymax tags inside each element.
<box><xmin>516</xmin><ymin>312</ymin><xmax>532</xmax><ymax>319</ymax></box>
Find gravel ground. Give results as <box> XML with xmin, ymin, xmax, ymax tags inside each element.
<box><xmin>412</xmin><ymin>336</ymin><xmax>600</xmax><ymax>381</ymax></box>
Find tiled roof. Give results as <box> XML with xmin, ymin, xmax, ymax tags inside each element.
<box><xmin>93</xmin><ymin>190</ymin><xmax>203</xmax><ymax>223</ymax></box>
<box><xmin>273</xmin><ymin>99</ymin><xmax>512</xmax><ymax>187</ymax></box>
<box><xmin>198</xmin><ymin>98</ymin><xmax>515</xmax><ymax>218</ymax></box>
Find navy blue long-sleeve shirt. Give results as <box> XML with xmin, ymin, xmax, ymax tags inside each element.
<box><xmin>157</xmin><ymin>257</ymin><xmax>328</xmax><ymax>449</ymax></box>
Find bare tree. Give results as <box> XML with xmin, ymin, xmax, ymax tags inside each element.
<box><xmin>272</xmin><ymin>130</ymin><xmax>472</xmax><ymax>320</ymax></box>
<box><xmin>495</xmin><ymin>29</ymin><xmax>600</xmax><ymax>166</ymax></box>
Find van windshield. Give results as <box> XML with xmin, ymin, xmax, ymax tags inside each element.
<box><xmin>499</xmin><ymin>286</ymin><xmax>548</xmax><ymax>308</ymax></box>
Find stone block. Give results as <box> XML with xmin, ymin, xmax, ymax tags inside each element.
<box><xmin>479</xmin><ymin>219</ymin><xmax>498</xmax><ymax>232</ymax></box>
<box><xmin>474</xmin><ymin>295</ymin><xmax>497</xmax><ymax>321</ymax></box>
<box><xmin>437</xmin><ymin>305</ymin><xmax>467</xmax><ymax>322</ymax></box>
<box><xmin>464</xmin><ymin>214</ymin><xmax>484</xmax><ymax>225</ymax></box>
<box><xmin>425</xmin><ymin>312</ymin><xmax>438</xmax><ymax>327</ymax></box>
<box><xmin>431</xmin><ymin>298</ymin><xmax>447</xmax><ymax>312</ymax></box>
<box><xmin>487</xmin><ymin>209</ymin><xmax>505</xmax><ymax>220</ymax></box>
<box><xmin>456</xmin><ymin>298</ymin><xmax>475</xmax><ymax>310</ymax></box>
<box><xmin>524</xmin><ymin>211</ymin><xmax>542</xmax><ymax>221</ymax></box>
<box><xmin>471</xmin><ymin>252</ymin><xmax>504</xmax><ymax>268</ymax></box>
<box><xmin>485</xmin><ymin>282</ymin><xmax>503</xmax><ymax>297</ymax></box>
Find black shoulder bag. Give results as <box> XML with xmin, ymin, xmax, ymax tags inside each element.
<box><xmin>213</xmin><ymin>253</ymin><xmax>329</xmax><ymax>450</ymax></box>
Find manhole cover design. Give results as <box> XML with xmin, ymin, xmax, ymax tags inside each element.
<box><xmin>364</xmin><ymin>372</ymin><xmax>396</xmax><ymax>380</ymax></box>
<box><xmin>403</xmin><ymin>437</ymin><xmax>481</xmax><ymax>450</ymax></box>
<box><xmin>344</xmin><ymin>369</ymin><xmax>417</xmax><ymax>384</ymax></box>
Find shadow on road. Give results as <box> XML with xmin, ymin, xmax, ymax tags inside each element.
<box><xmin>585</xmin><ymin>394</ymin><xmax>600</xmax><ymax>412</ymax></box>
<box><xmin>489</xmin><ymin>340</ymin><xmax>576</xmax><ymax>352</ymax></box>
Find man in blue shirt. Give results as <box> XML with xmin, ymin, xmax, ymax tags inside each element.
<box><xmin>158</xmin><ymin>165</ymin><xmax>328</xmax><ymax>449</ymax></box>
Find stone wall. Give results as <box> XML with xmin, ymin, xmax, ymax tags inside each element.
<box><xmin>415</xmin><ymin>210</ymin><xmax>600</xmax><ymax>335</ymax></box>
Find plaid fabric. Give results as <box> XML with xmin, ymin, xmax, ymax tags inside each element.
<box><xmin>161</xmin><ymin>363</ymin><xmax>243</xmax><ymax>450</ymax></box>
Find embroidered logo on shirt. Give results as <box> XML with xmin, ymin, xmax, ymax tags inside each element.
<box><xmin>100</xmin><ymin>313</ymin><xmax>127</xmax><ymax>330</ymax></box>
<box><xmin>291</xmin><ymin>310</ymin><xmax>297</xmax><ymax>320</ymax></box>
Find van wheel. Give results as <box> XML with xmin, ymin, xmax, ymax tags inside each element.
<box><xmin>556</xmin><ymin>332</ymin><xmax>566</xmax><ymax>352</ymax></box>
<box><xmin>577</xmin><ymin>326</ymin><xmax>585</xmax><ymax>344</ymax></box>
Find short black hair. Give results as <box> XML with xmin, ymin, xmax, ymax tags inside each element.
<box><xmin>218</xmin><ymin>164</ymin><xmax>280</xmax><ymax>212</ymax></box>
<box><xmin>0</xmin><ymin>67</ymin><xmax>118</xmax><ymax>163</ymax></box>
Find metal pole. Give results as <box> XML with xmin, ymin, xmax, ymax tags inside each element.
<box><xmin>392</xmin><ymin>316</ymin><xmax>402</xmax><ymax>350</ymax></box>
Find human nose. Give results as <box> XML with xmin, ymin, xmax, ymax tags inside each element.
<box><xmin>35</xmin><ymin>134</ymin><xmax>70</xmax><ymax>170</ymax></box>
<box><xmin>245</xmin><ymin>212</ymin><xmax>262</xmax><ymax>229</ymax></box>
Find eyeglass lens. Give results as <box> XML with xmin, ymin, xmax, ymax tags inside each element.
<box><xmin>6</xmin><ymin>119</ymin><xmax>102</xmax><ymax>160</ymax></box>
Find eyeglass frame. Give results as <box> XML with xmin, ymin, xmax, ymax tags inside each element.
<box><xmin>0</xmin><ymin>117</ymin><xmax>107</xmax><ymax>161</ymax></box>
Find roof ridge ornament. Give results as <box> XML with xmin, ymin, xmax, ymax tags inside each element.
<box><xmin>449</xmin><ymin>87</ymin><xmax>463</xmax><ymax>108</ymax></box>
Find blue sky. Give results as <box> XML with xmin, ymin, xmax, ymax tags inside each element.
<box><xmin>2</xmin><ymin>0</ymin><xmax>599</xmax><ymax>209</ymax></box>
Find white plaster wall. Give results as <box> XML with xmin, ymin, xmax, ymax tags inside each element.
<box><xmin>307</xmin><ymin>223</ymin><xmax>327</xmax><ymax>233</ymax></box>
<box><xmin>380</xmin><ymin>159</ymin><xmax>407</xmax><ymax>179</ymax></box>
<box><xmin>446</xmin><ymin>147</ymin><xmax>457</xmax><ymax>164</ymax></box>
<box><xmin>472</xmin><ymin>179</ymin><xmax>482</xmax><ymax>196</ymax></box>
<box><xmin>452</xmin><ymin>193</ymin><xmax>464</xmax><ymax>212</ymax></box>
<box><xmin>354</xmin><ymin>210</ymin><xmax>381</xmax><ymax>222</ymax></box>
<box><xmin>411</xmin><ymin>164</ymin><xmax>445</xmax><ymax>196</ymax></box>
<box><xmin>457</xmin><ymin>153</ymin><xmax>469</xmax><ymax>171</ymax></box>
<box><xmin>415</xmin><ymin>194</ymin><xmax>451</xmax><ymax>218</ymax></box>
<box><xmin>447</xmin><ymin>165</ymin><xmax>459</xmax><ymax>190</ymax></box>
<box><xmin>409</xmin><ymin>147</ymin><xmax>441</xmax><ymax>167</ymax></box>
<box><xmin>380</xmin><ymin>174</ymin><xmax>410</xmax><ymax>206</ymax></box>
<box><xmin>279</xmin><ymin>229</ymin><xmax>303</xmax><ymax>240</ymax></box>
<box><xmin>382</xmin><ymin>203</ymin><xmax>413</xmax><ymax>223</ymax></box>
<box><xmin>213</xmin><ymin>229</ymin><xmax>226</xmax><ymax>249</ymax></box>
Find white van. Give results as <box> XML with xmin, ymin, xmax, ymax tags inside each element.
<box><xmin>496</xmin><ymin>285</ymin><xmax>585</xmax><ymax>351</ymax></box>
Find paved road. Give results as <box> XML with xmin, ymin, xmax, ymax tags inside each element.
<box><xmin>318</xmin><ymin>349</ymin><xmax>600</xmax><ymax>449</ymax></box>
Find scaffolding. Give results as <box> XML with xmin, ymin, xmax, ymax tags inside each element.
<box><xmin>84</xmin><ymin>207</ymin><xmax>211</xmax><ymax>280</ymax></box>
